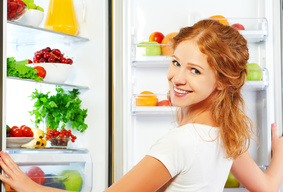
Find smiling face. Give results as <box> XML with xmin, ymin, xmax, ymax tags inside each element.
<box><xmin>167</xmin><ymin>40</ymin><xmax>221</xmax><ymax>109</ymax></box>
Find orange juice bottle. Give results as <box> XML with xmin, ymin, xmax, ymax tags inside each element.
<box><xmin>44</xmin><ymin>0</ymin><xmax>79</xmax><ymax>35</ymax></box>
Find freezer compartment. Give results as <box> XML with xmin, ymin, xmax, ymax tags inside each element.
<box><xmin>6</xmin><ymin>149</ymin><xmax>92</xmax><ymax>192</ymax></box>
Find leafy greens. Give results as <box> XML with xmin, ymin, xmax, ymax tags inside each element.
<box><xmin>29</xmin><ymin>87</ymin><xmax>88</xmax><ymax>133</ymax></box>
<box><xmin>7</xmin><ymin>57</ymin><xmax>43</xmax><ymax>81</ymax></box>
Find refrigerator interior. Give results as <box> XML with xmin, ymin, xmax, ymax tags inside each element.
<box><xmin>4</xmin><ymin>0</ymin><xmax>109</xmax><ymax>191</ymax></box>
<box><xmin>113</xmin><ymin>0</ymin><xmax>282</xmax><ymax>190</ymax></box>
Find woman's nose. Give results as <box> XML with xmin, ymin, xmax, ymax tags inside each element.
<box><xmin>172</xmin><ymin>69</ymin><xmax>187</xmax><ymax>85</ymax></box>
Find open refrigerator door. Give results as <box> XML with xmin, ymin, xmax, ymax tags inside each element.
<box><xmin>112</xmin><ymin>0</ymin><xmax>282</xmax><ymax>191</ymax></box>
<box><xmin>3</xmin><ymin>0</ymin><xmax>110</xmax><ymax>191</ymax></box>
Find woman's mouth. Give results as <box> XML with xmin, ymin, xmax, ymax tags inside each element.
<box><xmin>173</xmin><ymin>87</ymin><xmax>191</xmax><ymax>97</ymax></box>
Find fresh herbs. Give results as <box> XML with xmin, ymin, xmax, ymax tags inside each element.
<box><xmin>29</xmin><ymin>88</ymin><xmax>88</xmax><ymax>133</ymax></box>
<box><xmin>7</xmin><ymin>57</ymin><xmax>43</xmax><ymax>81</ymax></box>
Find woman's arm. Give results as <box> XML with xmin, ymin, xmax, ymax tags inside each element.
<box><xmin>105</xmin><ymin>155</ymin><xmax>172</xmax><ymax>192</ymax></box>
<box><xmin>231</xmin><ymin>123</ymin><xmax>283</xmax><ymax>192</ymax></box>
<box><xmin>0</xmin><ymin>151</ymin><xmax>68</xmax><ymax>192</ymax></box>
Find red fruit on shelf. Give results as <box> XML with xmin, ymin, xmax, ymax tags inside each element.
<box><xmin>17</xmin><ymin>0</ymin><xmax>26</xmax><ymax>6</ymax></box>
<box><xmin>231</xmin><ymin>23</ymin><xmax>245</xmax><ymax>30</ymax></box>
<box><xmin>149</xmin><ymin>32</ymin><xmax>165</xmax><ymax>44</ymax></box>
<box><xmin>10</xmin><ymin>2</ymin><xmax>18</xmax><ymax>10</ymax></box>
<box><xmin>53</xmin><ymin>49</ymin><xmax>61</xmax><ymax>56</ymax></box>
<box><xmin>21</xmin><ymin>126</ymin><xmax>33</xmax><ymax>137</ymax></box>
<box><xmin>25</xmin><ymin>166</ymin><xmax>45</xmax><ymax>185</ymax></box>
<box><xmin>27</xmin><ymin>59</ymin><xmax>32</xmax><ymax>64</ymax></box>
<box><xmin>33</xmin><ymin>59</ymin><xmax>39</xmax><ymax>63</ymax></box>
<box><xmin>45</xmin><ymin>47</ymin><xmax>51</xmax><ymax>52</ymax></box>
<box><xmin>9</xmin><ymin>10</ymin><xmax>16</xmax><ymax>19</ymax></box>
<box><xmin>11</xmin><ymin>126</ymin><xmax>23</xmax><ymax>137</ymax></box>
<box><xmin>41</xmin><ymin>49</ymin><xmax>48</xmax><ymax>55</ymax></box>
<box><xmin>16</xmin><ymin>5</ymin><xmax>24</xmax><ymax>15</ymax></box>
<box><xmin>157</xmin><ymin>100</ymin><xmax>172</xmax><ymax>106</ymax></box>
<box><xmin>48</xmin><ymin>56</ymin><xmax>56</xmax><ymax>63</ymax></box>
<box><xmin>67</xmin><ymin>58</ymin><xmax>73</xmax><ymax>64</ymax></box>
<box><xmin>34</xmin><ymin>53</ymin><xmax>42</xmax><ymax>60</ymax></box>
<box><xmin>39</xmin><ymin>58</ymin><xmax>46</xmax><ymax>63</ymax></box>
<box><xmin>33</xmin><ymin>66</ymin><xmax>46</xmax><ymax>79</ymax></box>
<box><xmin>61</xmin><ymin>57</ymin><xmax>68</xmax><ymax>63</ymax></box>
<box><xmin>43</xmin><ymin>52</ymin><xmax>51</xmax><ymax>59</ymax></box>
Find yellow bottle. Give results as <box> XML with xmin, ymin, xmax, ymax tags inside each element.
<box><xmin>44</xmin><ymin>0</ymin><xmax>79</xmax><ymax>35</ymax></box>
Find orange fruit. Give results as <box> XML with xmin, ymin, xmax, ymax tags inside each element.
<box><xmin>209</xmin><ymin>15</ymin><xmax>229</xmax><ymax>26</ymax></box>
<box><xmin>136</xmin><ymin>91</ymin><xmax>158</xmax><ymax>106</ymax></box>
<box><xmin>161</xmin><ymin>32</ymin><xmax>178</xmax><ymax>56</ymax></box>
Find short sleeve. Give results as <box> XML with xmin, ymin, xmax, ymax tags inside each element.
<box><xmin>147</xmin><ymin>128</ymin><xmax>196</xmax><ymax>178</ymax></box>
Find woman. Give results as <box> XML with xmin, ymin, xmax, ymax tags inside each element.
<box><xmin>105</xmin><ymin>19</ymin><xmax>283</xmax><ymax>191</ymax></box>
<box><xmin>1</xmin><ymin>19</ymin><xmax>283</xmax><ymax>192</ymax></box>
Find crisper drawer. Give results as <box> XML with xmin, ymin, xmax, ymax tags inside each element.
<box><xmin>6</xmin><ymin>149</ymin><xmax>92</xmax><ymax>192</ymax></box>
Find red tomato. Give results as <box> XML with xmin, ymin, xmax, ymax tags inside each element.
<box><xmin>21</xmin><ymin>126</ymin><xmax>33</xmax><ymax>137</ymax></box>
<box><xmin>33</xmin><ymin>66</ymin><xmax>46</xmax><ymax>79</ymax></box>
<box><xmin>11</xmin><ymin>126</ymin><xmax>23</xmax><ymax>137</ymax></box>
<box><xmin>25</xmin><ymin>166</ymin><xmax>45</xmax><ymax>185</ymax></box>
<box><xmin>149</xmin><ymin>32</ymin><xmax>165</xmax><ymax>44</ymax></box>
<box><xmin>20</xmin><ymin>125</ymin><xmax>26</xmax><ymax>129</ymax></box>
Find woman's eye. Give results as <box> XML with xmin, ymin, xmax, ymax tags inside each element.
<box><xmin>172</xmin><ymin>60</ymin><xmax>181</xmax><ymax>67</ymax></box>
<box><xmin>192</xmin><ymin>68</ymin><xmax>200</xmax><ymax>74</ymax></box>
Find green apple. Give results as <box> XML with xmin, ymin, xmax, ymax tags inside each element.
<box><xmin>59</xmin><ymin>170</ymin><xmax>82</xmax><ymax>191</ymax></box>
<box><xmin>136</xmin><ymin>41</ymin><xmax>161</xmax><ymax>56</ymax></box>
<box><xmin>225</xmin><ymin>172</ymin><xmax>240</xmax><ymax>188</ymax></box>
<box><xmin>247</xmin><ymin>63</ymin><xmax>262</xmax><ymax>81</ymax></box>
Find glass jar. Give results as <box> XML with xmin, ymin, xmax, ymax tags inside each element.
<box><xmin>44</xmin><ymin>0</ymin><xmax>79</xmax><ymax>35</ymax></box>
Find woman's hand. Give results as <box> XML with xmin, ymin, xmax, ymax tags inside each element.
<box><xmin>271</xmin><ymin>123</ymin><xmax>283</xmax><ymax>158</ymax></box>
<box><xmin>0</xmin><ymin>151</ymin><xmax>40</xmax><ymax>192</ymax></box>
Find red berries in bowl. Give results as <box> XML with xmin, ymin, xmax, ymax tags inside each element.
<box><xmin>32</xmin><ymin>47</ymin><xmax>73</xmax><ymax>64</ymax></box>
<box><xmin>7</xmin><ymin>0</ymin><xmax>27</xmax><ymax>21</ymax></box>
<box><xmin>46</xmin><ymin>128</ymin><xmax>77</xmax><ymax>147</ymax></box>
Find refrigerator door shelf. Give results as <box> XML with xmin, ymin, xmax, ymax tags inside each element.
<box><xmin>243</xmin><ymin>67</ymin><xmax>269</xmax><ymax>91</ymax></box>
<box><xmin>240</xmin><ymin>30</ymin><xmax>267</xmax><ymax>43</ymax></box>
<box><xmin>132</xmin><ymin>106</ymin><xmax>177</xmax><ymax>115</ymax></box>
<box><xmin>7</xmin><ymin>21</ymin><xmax>89</xmax><ymax>45</ymax></box>
<box><xmin>132</xmin><ymin>56</ymin><xmax>171</xmax><ymax>68</ymax></box>
<box><xmin>7</xmin><ymin>76</ymin><xmax>89</xmax><ymax>90</ymax></box>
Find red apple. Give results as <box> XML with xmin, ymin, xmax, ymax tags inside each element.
<box><xmin>157</xmin><ymin>100</ymin><xmax>172</xmax><ymax>106</ymax></box>
<box><xmin>149</xmin><ymin>32</ymin><xmax>164</xmax><ymax>44</ymax></box>
<box><xmin>231</xmin><ymin>23</ymin><xmax>245</xmax><ymax>30</ymax></box>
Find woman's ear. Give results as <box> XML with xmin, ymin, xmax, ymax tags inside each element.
<box><xmin>216</xmin><ymin>82</ymin><xmax>225</xmax><ymax>90</ymax></box>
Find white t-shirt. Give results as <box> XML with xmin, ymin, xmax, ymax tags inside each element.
<box><xmin>147</xmin><ymin>123</ymin><xmax>233</xmax><ymax>192</ymax></box>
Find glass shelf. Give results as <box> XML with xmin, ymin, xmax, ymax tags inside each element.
<box><xmin>132</xmin><ymin>106</ymin><xmax>177</xmax><ymax>115</ymax></box>
<box><xmin>7</xmin><ymin>77</ymin><xmax>89</xmax><ymax>89</ymax></box>
<box><xmin>7</xmin><ymin>21</ymin><xmax>89</xmax><ymax>45</ymax></box>
<box><xmin>7</xmin><ymin>148</ymin><xmax>89</xmax><ymax>154</ymax></box>
<box><xmin>243</xmin><ymin>80</ymin><xmax>268</xmax><ymax>91</ymax></box>
<box><xmin>132</xmin><ymin>56</ymin><xmax>171</xmax><ymax>67</ymax></box>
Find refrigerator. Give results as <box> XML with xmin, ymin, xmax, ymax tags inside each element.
<box><xmin>2</xmin><ymin>0</ymin><xmax>110</xmax><ymax>191</ymax></box>
<box><xmin>111</xmin><ymin>0</ymin><xmax>283</xmax><ymax>191</ymax></box>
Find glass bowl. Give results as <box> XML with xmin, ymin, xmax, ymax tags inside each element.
<box><xmin>7</xmin><ymin>2</ymin><xmax>27</xmax><ymax>21</ymax></box>
<box><xmin>49</xmin><ymin>136</ymin><xmax>70</xmax><ymax>148</ymax></box>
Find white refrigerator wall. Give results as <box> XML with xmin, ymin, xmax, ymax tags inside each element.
<box><xmin>113</xmin><ymin>0</ymin><xmax>282</xmax><ymax>186</ymax></box>
<box><xmin>6</xmin><ymin>0</ymin><xmax>109</xmax><ymax>191</ymax></box>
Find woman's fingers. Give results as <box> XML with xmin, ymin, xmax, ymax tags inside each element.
<box><xmin>1</xmin><ymin>152</ymin><xmax>20</xmax><ymax>172</ymax></box>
